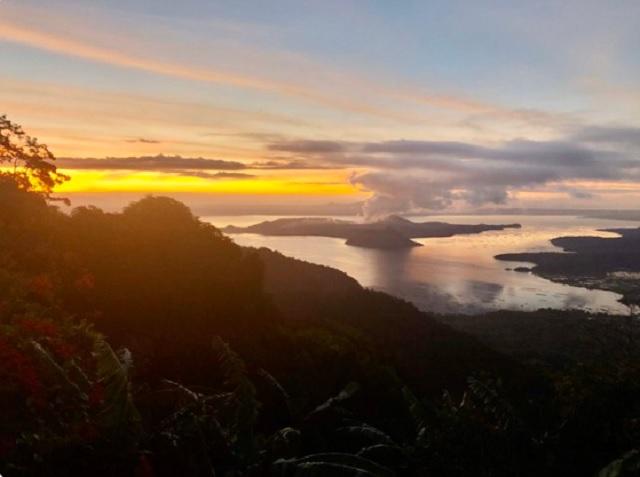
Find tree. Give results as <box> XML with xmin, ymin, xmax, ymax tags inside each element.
<box><xmin>0</xmin><ymin>114</ymin><xmax>68</xmax><ymax>199</ymax></box>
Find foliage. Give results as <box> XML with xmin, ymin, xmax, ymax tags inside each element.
<box><xmin>93</xmin><ymin>339</ymin><xmax>141</xmax><ymax>435</ymax></box>
<box><xmin>0</xmin><ymin>115</ymin><xmax>68</xmax><ymax>198</ymax></box>
<box><xmin>0</xmin><ymin>316</ymin><xmax>140</xmax><ymax>476</ymax></box>
<box><xmin>598</xmin><ymin>450</ymin><xmax>640</xmax><ymax>477</ymax></box>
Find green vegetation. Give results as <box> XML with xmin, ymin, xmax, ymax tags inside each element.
<box><xmin>1</xmin><ymin>117</ymin><xmax>639</xmax><ymax>476</ymax></box>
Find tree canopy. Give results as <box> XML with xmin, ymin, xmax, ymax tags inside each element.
<box><xmin>0</xmin><ymin>115</ymin><xmax>68</xmax><ymax>198</ymax></box>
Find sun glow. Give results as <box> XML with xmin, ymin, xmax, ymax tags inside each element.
<box><xmin>55</xmin><ymin>170</ymin><xmax>360</xmax><ymax>196</ymax></box>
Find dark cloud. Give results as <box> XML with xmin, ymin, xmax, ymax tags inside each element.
<box><xmin>361</xmin><ymin>139</ymin><xmax>613</xmax><ymax>168</ymax></box>
<box><xmin>555</xmin><ymin>185</ymin><xmax>596</xmax><ymax>200</ymax></box>
<box><xmin>58</xmin><ymin>155</ymin><xmax>340</xmax><ymax>173</ymax></box>
<box><xmin>571</xmin><ymin>126</ymin><xmax>640</xmax><ymax>147</ymax></box>
<box><xmin>271</xmin><ymin>125</ymin><xmax>640</xmax><ymax>217</ymax></box>
<box><xmin>266</xmin><ymin>135</ymin><xmax>631</xmax><ymax>170</ymax></box>
<box><xmin>125</xmin><ymin>138</ymin><xmax>161</xmax><ymax>144</ymax></box>
<box><xmin>59</xmin><ymin>155</ymin><xmax>247</xmax><ymax>171</ymax></box>
<box><xmin>248</xmin><ymin>159</ymin><xmax>341</xmax><ymax>170</ymax></box>
<box><xmin>460</xmin><ymin>187</ymin><xmax>509</xmax><ymax>206</ymax></box>
<box><xmin>362</xmin><ymin>140</ymin><xmax>481</xmax><ymax>156</ymax></box>
<box><xmin>568</xmin><ymin>189</ymin><xmax>595</xmax><ymax>199</ymax></box>
<box><xmin>169</xmin><ymin>171</ymin><xmax>255</xmax><ymax>180</ymax></box>
<box><xmin>267</xmin><ymin>140</ymin><xmax>347</xmax><ymax>154</ymax></box>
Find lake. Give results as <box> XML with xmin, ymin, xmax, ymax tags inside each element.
<box><xmin>203</xmin><ymin>214</ymin><xmax>634</xmax><ymax>315</ymax></box>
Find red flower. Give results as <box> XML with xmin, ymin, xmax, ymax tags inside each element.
<box><xmin>0</xmin><ymin>336</ymin><xmax>43</xmax><ymax>397</ymax></box>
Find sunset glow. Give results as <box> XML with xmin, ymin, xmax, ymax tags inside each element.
<box><xmin>56</xmin><ymin>169</ymin><xmax>361</xmax><ymax>196</ymax></box>
<box><xmin>1</xmin><ymin>0</ymin><xmax>638</xmax><ymax>212</ymax></box>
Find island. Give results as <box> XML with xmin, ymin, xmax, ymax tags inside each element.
<box><xmin>223</xmin><ymin>215</ymin><xmax>521</xmax><ymax>249</ymax></box>
<box><xmin>496</xmin><ymin>227</ymin><xmax>640</xmax><ymax>306</ymax></box>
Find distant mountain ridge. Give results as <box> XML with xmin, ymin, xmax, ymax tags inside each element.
<box><xmin>224</xmin><ymin>215</ymin><xmax>521</xmax><ymax>249</ymax></box>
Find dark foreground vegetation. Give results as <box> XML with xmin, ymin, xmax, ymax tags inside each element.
<box><xmin>1</xmin><ymin>116</ymin><xmax>639</xmax><ymax>476</ymax></box>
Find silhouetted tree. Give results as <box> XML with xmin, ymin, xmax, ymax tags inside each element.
<box><xmin>0</xmin><ymin>114</ymin><xmax>68</xmax><ymax>199</ymax></box>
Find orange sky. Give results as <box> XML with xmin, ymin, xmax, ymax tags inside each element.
<box><xmin>2</xmin><ymin>1</ymin><xmax>639</xmax><ymax>211</ymax></box>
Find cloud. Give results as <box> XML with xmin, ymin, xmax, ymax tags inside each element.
<box><xmin>58</xmin><ymin>155</ymin><xmax>247</xmax><ymax>171</ymax></box>
<box><xmin>267</xmin><ymin>137</ymin><xmax>628</xmax><ymax>168</ymax></box>
<box><xmin>571</xmin><ymin>125</ymin><xmax>640</xmax><ymax>147</ymax></box>
<box><xmin>57</xmin><ymin>155</ymin><xmax>341</xmax><ymax>174</ymax></box>
<box><xmin>349</xmin><ymin>173</ymin><xmax>456</xmax><ymax>218</ymax></box>
<box><xmin>248</xmin><ymin>159</ymin><xmax>341</xmax><ymax>170</ymax></box>
<box><xmin>57</xmin><ymin>155</ymin><xmax>264</xmax><ymax>180</ymax></box>
<box><xmin>272</xmin><ymin>125</ymin><xmax>640</xmax><ymax>216</ymax></box>
<box><xmin>267</xmin><ymin>140</ymin><xmax>347</xmax><ymax>154</ymax></box>
<box><xmin>0</xmin><ymin>22</ymin><xmax>288</xmax><ymax>97</ymax></box>
<box><xmin>362</xmin><ymin>139</ymin><xmax>623</xmax><ymax>168</ymax></box>
<box><xmin>57</xmin><ymin>156</ymin><xmax>260</xmax><ymax>180</ymax></box>
<box><xmin>0</xmin><ymin>11</ymin><xmax>567</xmax><ymax>127</ymax></box>
<box><xmin>0</xmin><ymin>20</ymin><xmax>425</xmax><ymax>122</ymax></box>
<box><xmin>126</xmin><ymin>138</ymin><xmax>161</xmax><ymax>144</ymax></box>
<box><xmin>460</xmin><ymin>187</ymin><xmax>510</xmax><ymax>206</ymax></box>
<box><xmin>170</xmin><ymin>171</ymin><xmax>255</xmax><ymax>180</ymax></box>
<box><xmin>567</xmin><ymin>189</ymin><xmax>595</xmax><ymax>199</ymax></box>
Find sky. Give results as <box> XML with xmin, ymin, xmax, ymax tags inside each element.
<box><xmin>1</xmin><ymin>0</ymin><xmax>639</xmax><ymax>214</ymax></box>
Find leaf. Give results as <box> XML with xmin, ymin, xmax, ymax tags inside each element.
<box><xmin>465</xmin><ymin>376</ymin><xmax>520</xmax><ymax>432</ymax></box>
<box><xmin>289</xmin><ymin>462</ymin><xmax>378</xmax><ymax>476</ymax></box>
<box><xmin>273</xmin><ymin>452</ymin><xmax>395</xmax><ymax>477</ymax></box>
<box><xmin>401</xmin><ymin>386</ymin><xmax>428</xmax><ymax>437</ymax></box>
<box><xmin>162</xmin><ymin>379</ymin><xmax>204</xmax><ymax>403</ymax></box>
<box><xmin>307</xmin><ymin>382</ymin><xmax>360</xmax><ymax>419</ymax></box>
<box><xmin>94</xmin><ymin>338</ymin><xmax>141</xmax><ymax>434</ymax></box>
<box><xmin>211</xmin><ymin>336</ymin><xmax>260</xmax><ymax>463</ymax></box>
<box><xmin>259</xmin><ymin>367</ymin><xmax>295</xmax><ymax>420</ymax></box>
<box><xmin>270</xmin><ymin>427</ymin><xmax>302</xmax><ymax>458</ymax></box>
<box><xmin>30</xmin><ymin>340</ymin><xmax>86</xmax><ymax>399</ymax></box>
<box><xmin>335</xmin><ymin>424</ymin><xmax>394</xmax><ymax>447</ymax></box>
<box><xmin>66</xmin><ymin>360</ymin><xmax>92</xmax><ymax>391</ymax></box>
<box><xmin>357</xmin><ymin>444</ymin><xmax>407</xmax><ymax>469</ymax></box>
<box><xmin>598</xmin><ymin>450</ymin><xmax>640</xmax><ymax>477</ymax></box>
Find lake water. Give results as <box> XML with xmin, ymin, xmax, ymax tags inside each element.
<box><xmin>203</xmin><ymin>214</ymin><xmax>634</xmax><ymax>315</ymax></box>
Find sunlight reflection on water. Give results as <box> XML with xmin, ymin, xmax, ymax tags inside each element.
<box><xmin>203</xmin><ymin>215</ymin><xmax>633</xmax><ymax>315</ymax></box>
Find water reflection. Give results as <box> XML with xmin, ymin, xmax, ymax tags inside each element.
<box><xmin>204</xmin><ymin>215</ymin><xmax>632</xmax><ymax>315</ymax></box>
<box><xmin>467</xmin><ymin>281</ymin><xmax>505</xmax><ymax>304</ymax></box>
<box><xmin>366</xmin><ymin>247</ymin><xmax>413</xmax><ymax>289</ymax></box>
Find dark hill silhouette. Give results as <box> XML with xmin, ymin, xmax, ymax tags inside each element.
<box><xmin>255</xmin><ymin>247</ymin><xmax>524</xmax><ymax>395</ymax></box>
